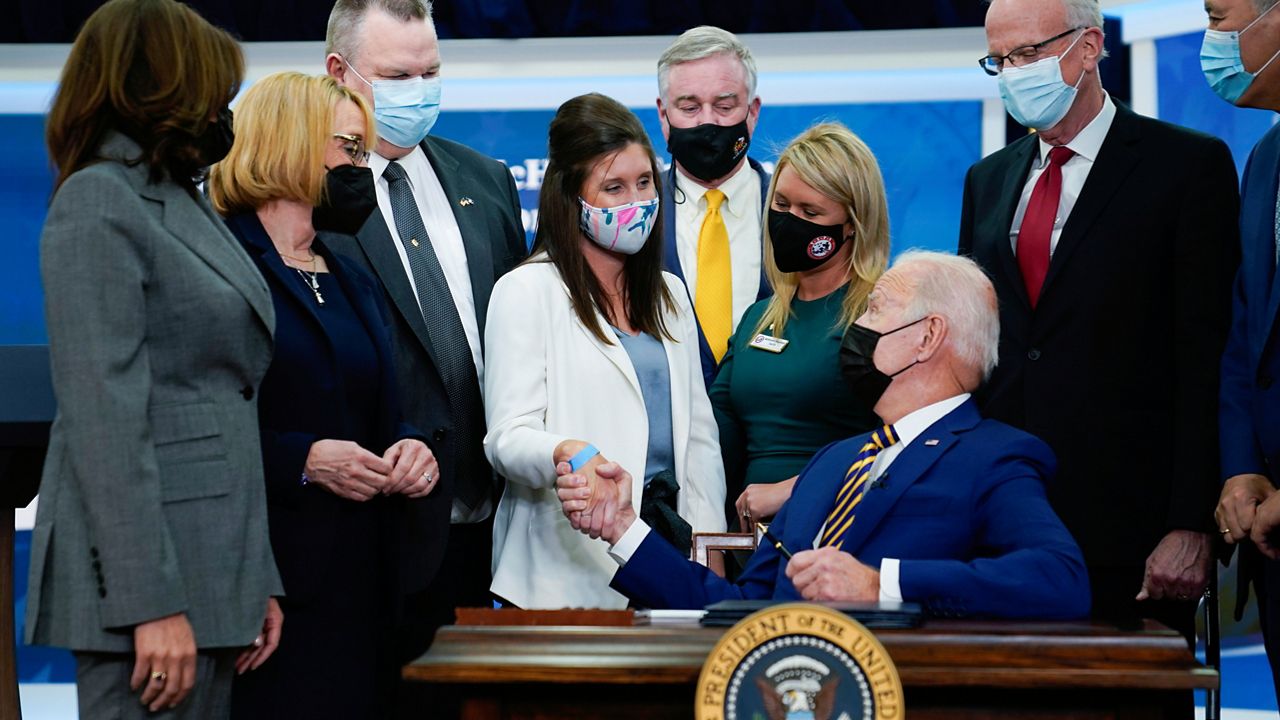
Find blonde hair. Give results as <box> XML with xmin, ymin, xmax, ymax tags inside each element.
<box><xmin>209</xmin><ymin>72</ymin><xmax>376</xmax><ymax>215</ymax></box>
<box><xmin>755</xmin><ymin>123</ymin><xmax>890</xmax><ymax>338</ymax></box>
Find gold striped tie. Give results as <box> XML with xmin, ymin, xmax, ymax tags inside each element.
<box><xmin>821</xmin><ymin>425</ymin><xmax>900</xmax><ymax>550</ymax></box>
<box><xmin>695</xmin><ymin>189</ymin><xmax>732</xmax><ymax>362</ymax></box>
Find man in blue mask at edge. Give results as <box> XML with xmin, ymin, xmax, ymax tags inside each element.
<box><xmin>1206</xmin><ymin>0</ymin><xmax>1280</xmax><ymax>705</ymax></box>
<box><xmin>958</xmin><ymin>0</ymin><xmax>1241</xmax><ymax>649</ymax></box>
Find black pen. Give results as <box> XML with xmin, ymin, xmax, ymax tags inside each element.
<box><xmin>758</xmin><ymin>524</ymin><xmax>794</xmax><ymax>560</ymax></box>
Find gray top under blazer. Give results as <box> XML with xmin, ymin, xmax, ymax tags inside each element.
<box><xmin>24</xmin><ymin>132</ymin><xmax>283</xmax><ymax>652</ymax></box>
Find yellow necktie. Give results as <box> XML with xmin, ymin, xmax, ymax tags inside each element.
<box><xmin>696</xmin><ymin>189</ymin><xmax>732</xmax><ymax>362</ymax></box>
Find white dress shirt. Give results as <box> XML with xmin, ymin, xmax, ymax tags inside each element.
<box><xmin>1009</xmin><ymin>94</ymin><xmax>1116</xmax><ymax>257</ymax></box>
<box><xmin>610</xmin><ymin>393</ymin><xmax>972</xmax><ymax>604</ymax></box>
<box><xmin>370</xmin><ymin>147</ymin><xmax>489</xmax><ymax>523</ymax></box>
<box><xmin>369</xmin><ymin>148</ymin><xmax>484</xmax><ymax>381</ymax></box>
<box><xmin>673</xmin><ymin>161</ymin><xmax>763</xmax><ymax>332</ymax></box>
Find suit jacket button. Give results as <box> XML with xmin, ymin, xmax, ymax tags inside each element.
<box><xmin>432</xmin><ymin>428</ymin><xmax>447</xmax><ymax>442</ymax></box>
<box><xmin>1260</xmin><ymin>376</ymin><xmax>1273</xmax><ymax>390</ymax></box>
<box><xmin>1027</xmin><ymin>348</ymin><xmax>1041</xmax><ymax>361</ymax></box>
<box><xmin>90</xmin><ymin>547</ymin><xmax>100</xmax><ymax>558</ymax></box>
<box><xmin>240</xmin><ymin>385</ymin><xmax>255</xmax><ymax>400</ymax></box>
<box><xmin>98</xmin><ymin>587</ymin><xmax>107</xmax><ymax>598</ymax></box>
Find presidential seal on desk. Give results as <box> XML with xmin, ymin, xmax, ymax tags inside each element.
<box><xmin>695</xmin><ymin>603</ymin><xmax>904</xmax><ymax>720</ymax></box>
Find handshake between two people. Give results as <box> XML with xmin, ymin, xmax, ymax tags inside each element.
<box><xmin>550</xmin><ymin>439</ymin><xmax>882</xmax><ymax>601</ymax></box>
<box><xmin>552</xmin><ymin>440</ymin><xmax>635</xmax><ymax>545</ymax></box>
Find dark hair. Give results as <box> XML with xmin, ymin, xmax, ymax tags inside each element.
<box><xmin>46</xmin><ymin>0</ymin><xmax>243</xmax><ymax>192</ymax></box>
<box><xmin>534</xmin><ymin>93</ymin><xmax>676</xmax><ymax>345</ymax></box>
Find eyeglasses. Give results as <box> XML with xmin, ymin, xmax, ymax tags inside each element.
<box><xmin>333</xmin><ymin>133</ymin><xmax>369</xmax><ymax>165</ymax></box>
<box><xmin>978</xmin><ymin>27</ymin><xmax>1085</xmax><ymax>76</ymax></box>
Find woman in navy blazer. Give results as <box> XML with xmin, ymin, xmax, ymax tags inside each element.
<box><xmin>208</xmin><ymin>73</ymin><xmax>437</xmax><ymax>719</ymax></box>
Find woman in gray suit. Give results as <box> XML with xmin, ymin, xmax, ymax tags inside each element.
<box><xmin>25</xmin><ymin>1</ymin><xmax>283</xmax><ymax>717</ymax></box>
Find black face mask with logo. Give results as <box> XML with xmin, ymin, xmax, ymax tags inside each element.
<box><xmin>839</xmin><ymin>317</ymin><xmax>927</xmax><ymax>409</ymax></box>
<box><xmin>666</xmin><ymin>119</ymin><xmax>751</xmax><ymax>183</ymax></box>
<box><xmin>768</xmin><ymin>209</ymin><xmax>850</xmax><ymax>273</ymax></box>
<box><xmin>312</xmin><ymin>164</ymin><xmax>378</xmax><ymax>236</ymax></box>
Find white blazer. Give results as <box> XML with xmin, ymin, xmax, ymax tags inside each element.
<box><xmin>483</xmin><ymin>258</ymin><xmax>726</xmax><ymax>609</ymax></box>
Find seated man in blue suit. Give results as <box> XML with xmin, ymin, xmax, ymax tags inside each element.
<box><xmin>556</xmin><ymin>251</ymin><xmax>1090</xmax><ymax>619</ymax></box>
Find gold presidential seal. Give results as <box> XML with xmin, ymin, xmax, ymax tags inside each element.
<box><xmin>695</xmin><ymin>603</ymin><xmax>905</xmax><ymax>720</ymax></box>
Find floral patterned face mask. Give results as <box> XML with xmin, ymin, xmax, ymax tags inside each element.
<box><xmin>578</xmin><ymin>197</ymin><xmax>659</xmax><ymax>255</ymax></box>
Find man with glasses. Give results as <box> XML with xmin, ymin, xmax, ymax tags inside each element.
<box><xmin>958</xmin><ymin>0</ymin><xmax>1240</xmax><ymax>643</ymax></box>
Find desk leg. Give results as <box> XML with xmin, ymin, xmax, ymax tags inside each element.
<box><xmin>1</xmin><ymin>517</ymin><xmax>21</xmax><ymax>719</ymax></box>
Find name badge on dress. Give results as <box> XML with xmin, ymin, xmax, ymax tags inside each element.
<box><xmin>748</xmin><ymin>333</ymin><xmax>790</xmax><ymax>353</ymax></box>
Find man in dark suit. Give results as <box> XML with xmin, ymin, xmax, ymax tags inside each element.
<box><xmin>554</xmin><ymin>252</ymin><xmax>1091</xmax><ymax>620</ymax></box>
<box><xmin>322</xmin><ymin>0</ymin><xmax>526</xmax><ymax>665</ymax></box>
<box><xmin>656</xmin><ymin>26</ymin><xmax>771</xmax><ymax>386</ymax></box>
<box><xmin>959</xmin><ymin>0</ymin><xmax>1240</xmax><ymax>639</ymax></box>
<box><xmin>1207</xmin><ymin>0</ymin><xmax>1280</xmax><ymax>703</ymax></box>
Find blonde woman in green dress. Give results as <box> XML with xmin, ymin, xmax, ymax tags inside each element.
<box><xmin>712</xmin><ymin>122</ymin><xmax>891</xmax><ymax>532</ymax></box>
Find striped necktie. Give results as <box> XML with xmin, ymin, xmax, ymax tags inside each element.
<box><xmin>820</xmin><ymin>425</ymin><xmax>900</xmax><ymax>550</ymax></box>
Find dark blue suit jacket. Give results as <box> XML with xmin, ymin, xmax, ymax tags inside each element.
<box><xmin>662</xmin><ymin>158</ymin><xmax>773</xmax><ymax>387</ymax></box>
<box><xmin>1221</xmin><ymin>122</ymin><xmax>1280</xmax><ymax>480</ymax></box>
<box><xmin>612</xmin><ymin>399</ymin><xmax>1091</xmax><ymax>619</ymax></box>
<box><xmin>1219</xmin><ymin>122</ymin><xmax>1280</xmax><ymax>624</ymax></box>
<box><xmin>227</xmin><ymin>213</ymin><xmax>423</xmax><ymax>600</ymax></box>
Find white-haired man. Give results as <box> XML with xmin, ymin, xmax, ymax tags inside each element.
<box><xmin>555</xmin><ymin>252</ymin><xmax>1091</xmax><ymax>619</ymax></box>
<box><xmin>657</xmin><ymin>26</ymin><xmax>771</xmax><ymax>386</ymax></box>
<box><xmin>321</xmin><ymin>0</ymin><xmax>527</xmax><ymax>670</ymax></box>
<box><xmin>959</xmin><ymin>0</ymin><xmax>1240</xmax><ymax>639</ymax></box>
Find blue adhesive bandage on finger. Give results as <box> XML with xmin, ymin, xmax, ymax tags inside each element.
<box><xmin>568</xmin><ymin>444</ymin><xmax>600</xmax><ymax>472</ymax></box>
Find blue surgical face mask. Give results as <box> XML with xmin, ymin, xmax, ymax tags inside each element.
<box><xmin>346</xmin><ymin>62</ymin><xmax>442</xmax><ymax>148</ymax></box>
<box><xmin>578</xmin><ymin>197</ymin><xmax>659</xmax><ymax>255</ymax></box>
<box><xmin>1201</xmin><ymin>4</ymin><xmax>1280</xmax><ymax>105</ymax></box>
<box><xmin>997</xmin><ymin>30</ymin><xmax>1087</xmax><ymax>131</ymax></box>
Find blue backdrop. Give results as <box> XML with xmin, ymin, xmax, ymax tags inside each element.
<box><xmin>0</xmin><ymin>99</ymin><xmax>980</xmax><ymax>347</ymax></box>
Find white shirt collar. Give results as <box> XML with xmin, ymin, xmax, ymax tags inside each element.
<box><xmin>889</xmin><ymin>393</ymin><xmax>971</xmax><ymax>450</ymax></box>
<box><xmin>673</xmin><ymin>157</ymin><xmax>757</xmax><ymax>218</ymax></box>
<box><xmin>1037</xmin><ymin>93</ymin><xmax>1115</xmax><ymax>165</ymax></box>
<box><xmin>370</xmin><ymin>145</ymin><xmax>428</xmax><ymax>184</ymax></box>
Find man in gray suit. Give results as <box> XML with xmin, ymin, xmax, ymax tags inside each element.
<box><xmin>323</xmin><ymin>0</ymin><xmax>527</xmax><ymax>667</ymax></box>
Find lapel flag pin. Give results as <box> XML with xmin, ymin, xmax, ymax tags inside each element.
<box><xmin>924</xmin><ymin>439</ymin><xmax>939</xmax><ymax>446</ymax></box>
<box><xmin>459</xmin><ymin>197</ymin><xmax>475</xmax><ymax>207</ymax></box>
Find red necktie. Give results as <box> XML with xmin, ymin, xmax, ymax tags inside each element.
<box><xmin>1017</xmin><ymin>146</ymin><xmax>1075</xmax><ymax>308</ymax></box>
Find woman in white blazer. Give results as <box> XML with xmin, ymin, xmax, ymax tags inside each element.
<box><xmin>484</xmin><ymin>93</ymin><xmax>726</xmax><ymax>609</ymax></box>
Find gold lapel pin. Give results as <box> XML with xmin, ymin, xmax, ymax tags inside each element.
<box><xmin>459</xmin><ymin>197</ymin><xmax>474</xmax><ymax>207</ymax></box>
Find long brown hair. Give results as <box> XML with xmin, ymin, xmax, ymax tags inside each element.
<box><xmin>533</xmin><ymin>93</ymin><xmax>676</xmax><ymax>344</ymax></box>
<box><xmin>46</xmin><ymin>0</ymin><xmax>244</xmax><ymax>192</ymax></box>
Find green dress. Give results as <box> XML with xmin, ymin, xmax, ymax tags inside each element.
<box><xmin>710</xmin><ymin>284</ymin><xmax>880</xmax><ymax>511</ymax></box>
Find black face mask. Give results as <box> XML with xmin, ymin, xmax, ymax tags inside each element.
<box><xmin>195</xmin><ymin>107</ymin><xmax>235</xmax><ymax>167</ymax></box>
<box><xmin>666</xmin><ymin>118</ymin><xmax>750</xmax><ymax>183</ymax></box>
<box><xmin>313</xmin><ymin>164</ymin><xmax>378</xmax><ymax>236</ymax></box>
<box><xmin>768</xmin><ymin>209</ymin><xmax>849</xmax><ymax>273</ymax></box>
<box><xmin>839</xmin><ymin>317</ymin><xmax>928</xmax><ymax>409</ymax></box>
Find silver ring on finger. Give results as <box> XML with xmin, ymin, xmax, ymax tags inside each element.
<box><xmin>422</xmin><ymin>471</ymin><xmax>432</xmax><ymax>483</ymax></box>
<box><xmin>150</xmin><ymin>670</ymin><xmax>167</xmax><ymax>683</ymax></box>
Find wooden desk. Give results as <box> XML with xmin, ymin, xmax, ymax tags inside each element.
<box><xmin>405</xmin><ymin>619</ymin><xmax>1215</xmax><ymax>719</ymax></box>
